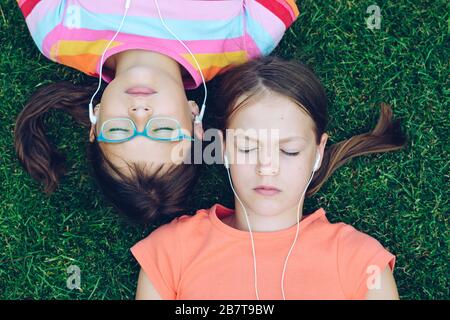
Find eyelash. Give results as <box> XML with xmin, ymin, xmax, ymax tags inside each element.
<box><xmin>238</xmin><ymin>148</ymin><xmax>300</xmax><ymax>156</ymax></box>
<box><xmin>109</xmin><ymin>128</ymin><xmax>130</xmax><ymax>132</ymax></box>
<box><xmin>283</xmin><ymin>151</ymin><xmax>300</xmax><ymax>156</ymax></box>
<box><xmin>153</xmin><ymin>127</ymin><xmax>174</xmax><ymax>132</ymax></box>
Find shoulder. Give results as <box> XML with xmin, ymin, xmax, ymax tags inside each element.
<box><xmin>17</xmin><ymin>1</ymin><xmax>68</xmax><ymax>60</ymax></box>
<box><xmin>336</xmin><ymin>222</ymin><xmax>389</xmax><ymax>254</ymax></box>
<box><xmin>304</xmin><ymin>209</ymin><xmax>385</xmax><ymax>248</ymax></box>
<box><xmin>313</xmin><ymin>208</ymin><xmax>395</xmax><ymax>257</ymax></box>
<box><xmin>171</xmin><ymin>207</ymin><xmax>213</xmax><ymax>237</ymax></box>
<box><xmin>17</xmin><ymin>0</ymin><xmax>65</xmax><ymax>20</ymax></box>
<box><xmin>303</xmin><ymin>209</ymin><xmax>395</xmax><ymax>272</ymax></box>
<box><xmin>243</xmin><ymin>0</ymin><xmax>300</xmax><ymax>56</ymax></box>
<box><xmin>307</xmin><ymin>209</ymin><xmax>397</xmax><ymax>299</ymax></box>
<box><xmin>135</xmin><ymin>207</ymin><xmax>212</xmax><ymax>245</ymax></box>
<box><xmin>130</xmin><ymin>205</ymin><xmax>215</xmax><ymax>281</ymax></box>
<box><xmin>331</xmin><ymin>221</ymin><xmax>396</xmax><ymax>299</ymax></box>
<box><xmin>244</xmin><ymin>0</ymin><xmax>299</xmax><ymax>29</ymax></box>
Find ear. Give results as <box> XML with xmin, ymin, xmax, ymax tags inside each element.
<box><xmin>189</xmin><ymin>101</ymin><xmax>204</xmax><ymax>141</ymax></box>
<box><xmin>316</xmin><ymin>132</ymin><xmax>328</xmax><ymax>169</ymax></box>
<box><xmin>193</xmin><ymin>121</ymin><xmax>204</xmax><ymax>141</ymax></box>
<box><xmin>89</xmin><ymin>104</ymin><xmax>101</xmax><ymax>143</ymax></box>
<box><xmin>188</xmin><ymin>100</ymin><xmax>200</xmax><ymax>116</ymax></box>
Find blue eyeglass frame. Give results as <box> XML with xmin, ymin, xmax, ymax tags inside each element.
<box><xmin>96</xmin><ymin>116</ymin><xmax>194</xmax><ymax>143</ymax></box>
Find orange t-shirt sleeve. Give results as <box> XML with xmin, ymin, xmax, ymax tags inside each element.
<box><xmin>130</xmin><ymin>222</ymin><xmax>180</xmax><ymax>300</ymax></box>
<box><xmin>337</xmin><ymin>225</ymin><xmax>396</xmax><ymax>300</ymax></box>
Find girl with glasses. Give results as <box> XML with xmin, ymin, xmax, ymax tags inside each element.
<box><xmin>14</xmin><ymin>0</ymin><xmax>300</xmax><ymax>224</ymax></box>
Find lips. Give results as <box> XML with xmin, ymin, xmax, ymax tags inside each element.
<box><xmin>125</xmin><ymin>86</ymin><xmax>156</xmax><ymax>95</ymax></box>
<box><xmin>253</xmin><ymin>185</ymin><xmax>281</xmax><ymax>196</ymax></box>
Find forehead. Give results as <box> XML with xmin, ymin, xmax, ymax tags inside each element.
<box><xmin>228</xmin><ymin>92</ymin><xmax>315</xmax><ymax>137</ymax></box>
<box><xmin>99</xmin><ymin>138</ymin><xmax>192</xmax><ymax>175</ymax></box>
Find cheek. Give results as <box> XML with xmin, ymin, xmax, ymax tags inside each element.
<box><xmin>230</xmin><ymin>164</ymin><xmax>254</xmax><ymax>190</ymax></box>
<box><xmin>99</xmin><ymin>83</ymin><xmax>126</xmax><ymax>115</ymax></box>
<box><xmin>169</xmin><ymin>142</ymin><xmax>189</xmax><ymax>164</ymax></box>
<box><xmin>279</xmin><ymin>156</ymin><xmax>311</xmax><ymax>186</ymax></box>
<box><xmin>180</xmin><ymin>107</ymin><xmax>194</xmax><ymax>133</ymax></box>
<box><xmin>279</xmin><ymin>154</ymin><xmax>303</xmax><ymax>170</ymax></box>
<box><xmin>101</xmin><ymin>79</ymin><xmax>121</xmax><ymax>101</ymax></box>
<box><xmin>234</xmin><ymin>150</ymin><xmax>258</xmax><ymax>166</ymax></box>
<box><xmin>152</xmin><ymin>93</ymin><xmax>191</xmax><ymax>129</ymax></box>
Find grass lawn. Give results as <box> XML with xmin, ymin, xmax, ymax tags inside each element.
<box><xmin>0</xmin><ymin>0</ymin><xmax>448</xmax><ymax>299</ymax></box>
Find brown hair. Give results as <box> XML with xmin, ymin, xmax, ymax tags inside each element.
<box><xmin>214</xmin><ymin>56</ymin><xmax>407</xmax><ymax>197</ymax></box>
<box><xmin>14</xmin><ymin>81</ymin><xmax>200</xmax><ymax>224</ymax></box>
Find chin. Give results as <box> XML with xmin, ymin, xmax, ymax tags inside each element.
<box><xmin>244</xmin><ymin>198</ymin><xmax>285</xmax><ymax>217</ymax></box>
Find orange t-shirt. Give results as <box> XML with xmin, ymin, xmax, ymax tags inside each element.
<box><xmin>131</xmin><ymin>204</ymin><xmax>396</xmax><ymax>300</ymax></box>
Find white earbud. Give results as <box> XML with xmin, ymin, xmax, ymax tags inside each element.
<box><xmin>224</xmin><ymin>154</ymin><xmax>229</xmax><ymax>169</ymax></box>
<box><xmin>313</xmin><ymin>152</ymin><xmax>321</xmax><ymax>172</ymax></box>
<box><xmin>89</xmin><ymin>102</ymin><xmax>97</xmax><ymax>124</ymax></box>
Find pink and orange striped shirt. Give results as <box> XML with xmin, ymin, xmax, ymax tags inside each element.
<box><xmin>17</xmin><ymin>0</ymin><xmax>299</xmax><ymax>89</ymax></box>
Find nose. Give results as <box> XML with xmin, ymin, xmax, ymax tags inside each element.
<box><xmin>129</xmin><ymin>104</ymin><xmax>152</xmax><ymax>115</ymax></box>
<box><xmin>129</xmin><ymin>101</ymin><xmax>153</xmax><ymax>130</ymax></box>
<box><xmin>256</xmin><ymin>146</ymin><xmax>279</xmax><ymax>176</ymax></box>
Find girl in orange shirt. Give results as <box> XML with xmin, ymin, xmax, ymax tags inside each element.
<box><xmin>131</xmin><ymin>56</ymin><xmax>406</xmax><ymax>300</ymax></box>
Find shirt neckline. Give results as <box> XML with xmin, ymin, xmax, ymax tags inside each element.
<box><xmin>95</xmin><ymin>42</ymin><xmax>201</xmax><ymax>88</ymax></box>
<box><xmin>209</xmin><ymin>203</ymin><xmax>327</xmax><ymax>239</ymax></box>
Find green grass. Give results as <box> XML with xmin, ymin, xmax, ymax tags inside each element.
<box><xmin>0</xmin><ymin>0</ymin><xmax>448</xmax><ymax>300</ymax></box>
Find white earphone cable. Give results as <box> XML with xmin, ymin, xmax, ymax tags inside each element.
<box><xmin>226</xmin><ymin>167</ymin><xmax>260</xmax><ymax>300</ymax></box>
<box><xmin>154</xmin><ymin>0</ymin><xmax>208</xmax><ymax>123</ymax></box>
<box><xmin>281</xmin><ymin>169</ymin><xmax>315</xmax><ymax>300</ymax></box>
<box><xmin>89</xmin><ymin>0</ymin><xmax>131</xmax><ymax>124</ymax></box>
<box><xmin>225</xmin><ymin>154</ymin><xmax>318</xmax><ymax>300</ymax></box>
<box><xmin>89</xmin><ymin>0</ymin><xmax>208</xmax><ymax>125</ymax></box>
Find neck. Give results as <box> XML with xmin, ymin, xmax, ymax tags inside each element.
<box><xmin>232</xmin><ymin>200</ymin><xmax>305</xmax><ymax>232</ymax></box>
<box><xmin>107</xmin><ymin>49</ymin><xmax>183</xmax><ymax>83</ymax></box>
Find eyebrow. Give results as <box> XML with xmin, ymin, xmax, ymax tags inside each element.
<box><xmin>236</xmin><ymin>134</ymin><xmax>308</xmax><ymax>143</ymax></box>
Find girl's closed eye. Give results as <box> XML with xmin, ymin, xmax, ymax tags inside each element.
<box><xmin>238</xmin><ymin>147</ymin><xmax>257</xmax><ymax>153</ymax></box>
<box><xmin>280</xmin><ymin>142</ymin><xmax>303</xmax><ymax>156</ymax></box>
<box><xmin>109</xmin><ymin>127</ymin><xmax>131</xmax><ymax>132</ymax></box>
<box><xmin>282</xmin><ymin>150</ymin><xmax>300</xmax><ymax>156</ymax></box>
<box><xmin>236</xmin><ymin>140</ymin><xmax>258</xmax><ymax>153</ymax></box>
<box><xmin>239</xmin><ymin>147</ymin><xmax>300</xmax><ymax>156</ymax></box>
<box><xmin>152</xmin><ymin>127</ymin><xmax>175</xmax><ymax>132</ymax></box>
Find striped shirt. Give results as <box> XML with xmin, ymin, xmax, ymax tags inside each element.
<box><xmin>17</xmin><ymin>0</ymin><xmax>299</xmax><ymax>89</ymax></box>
